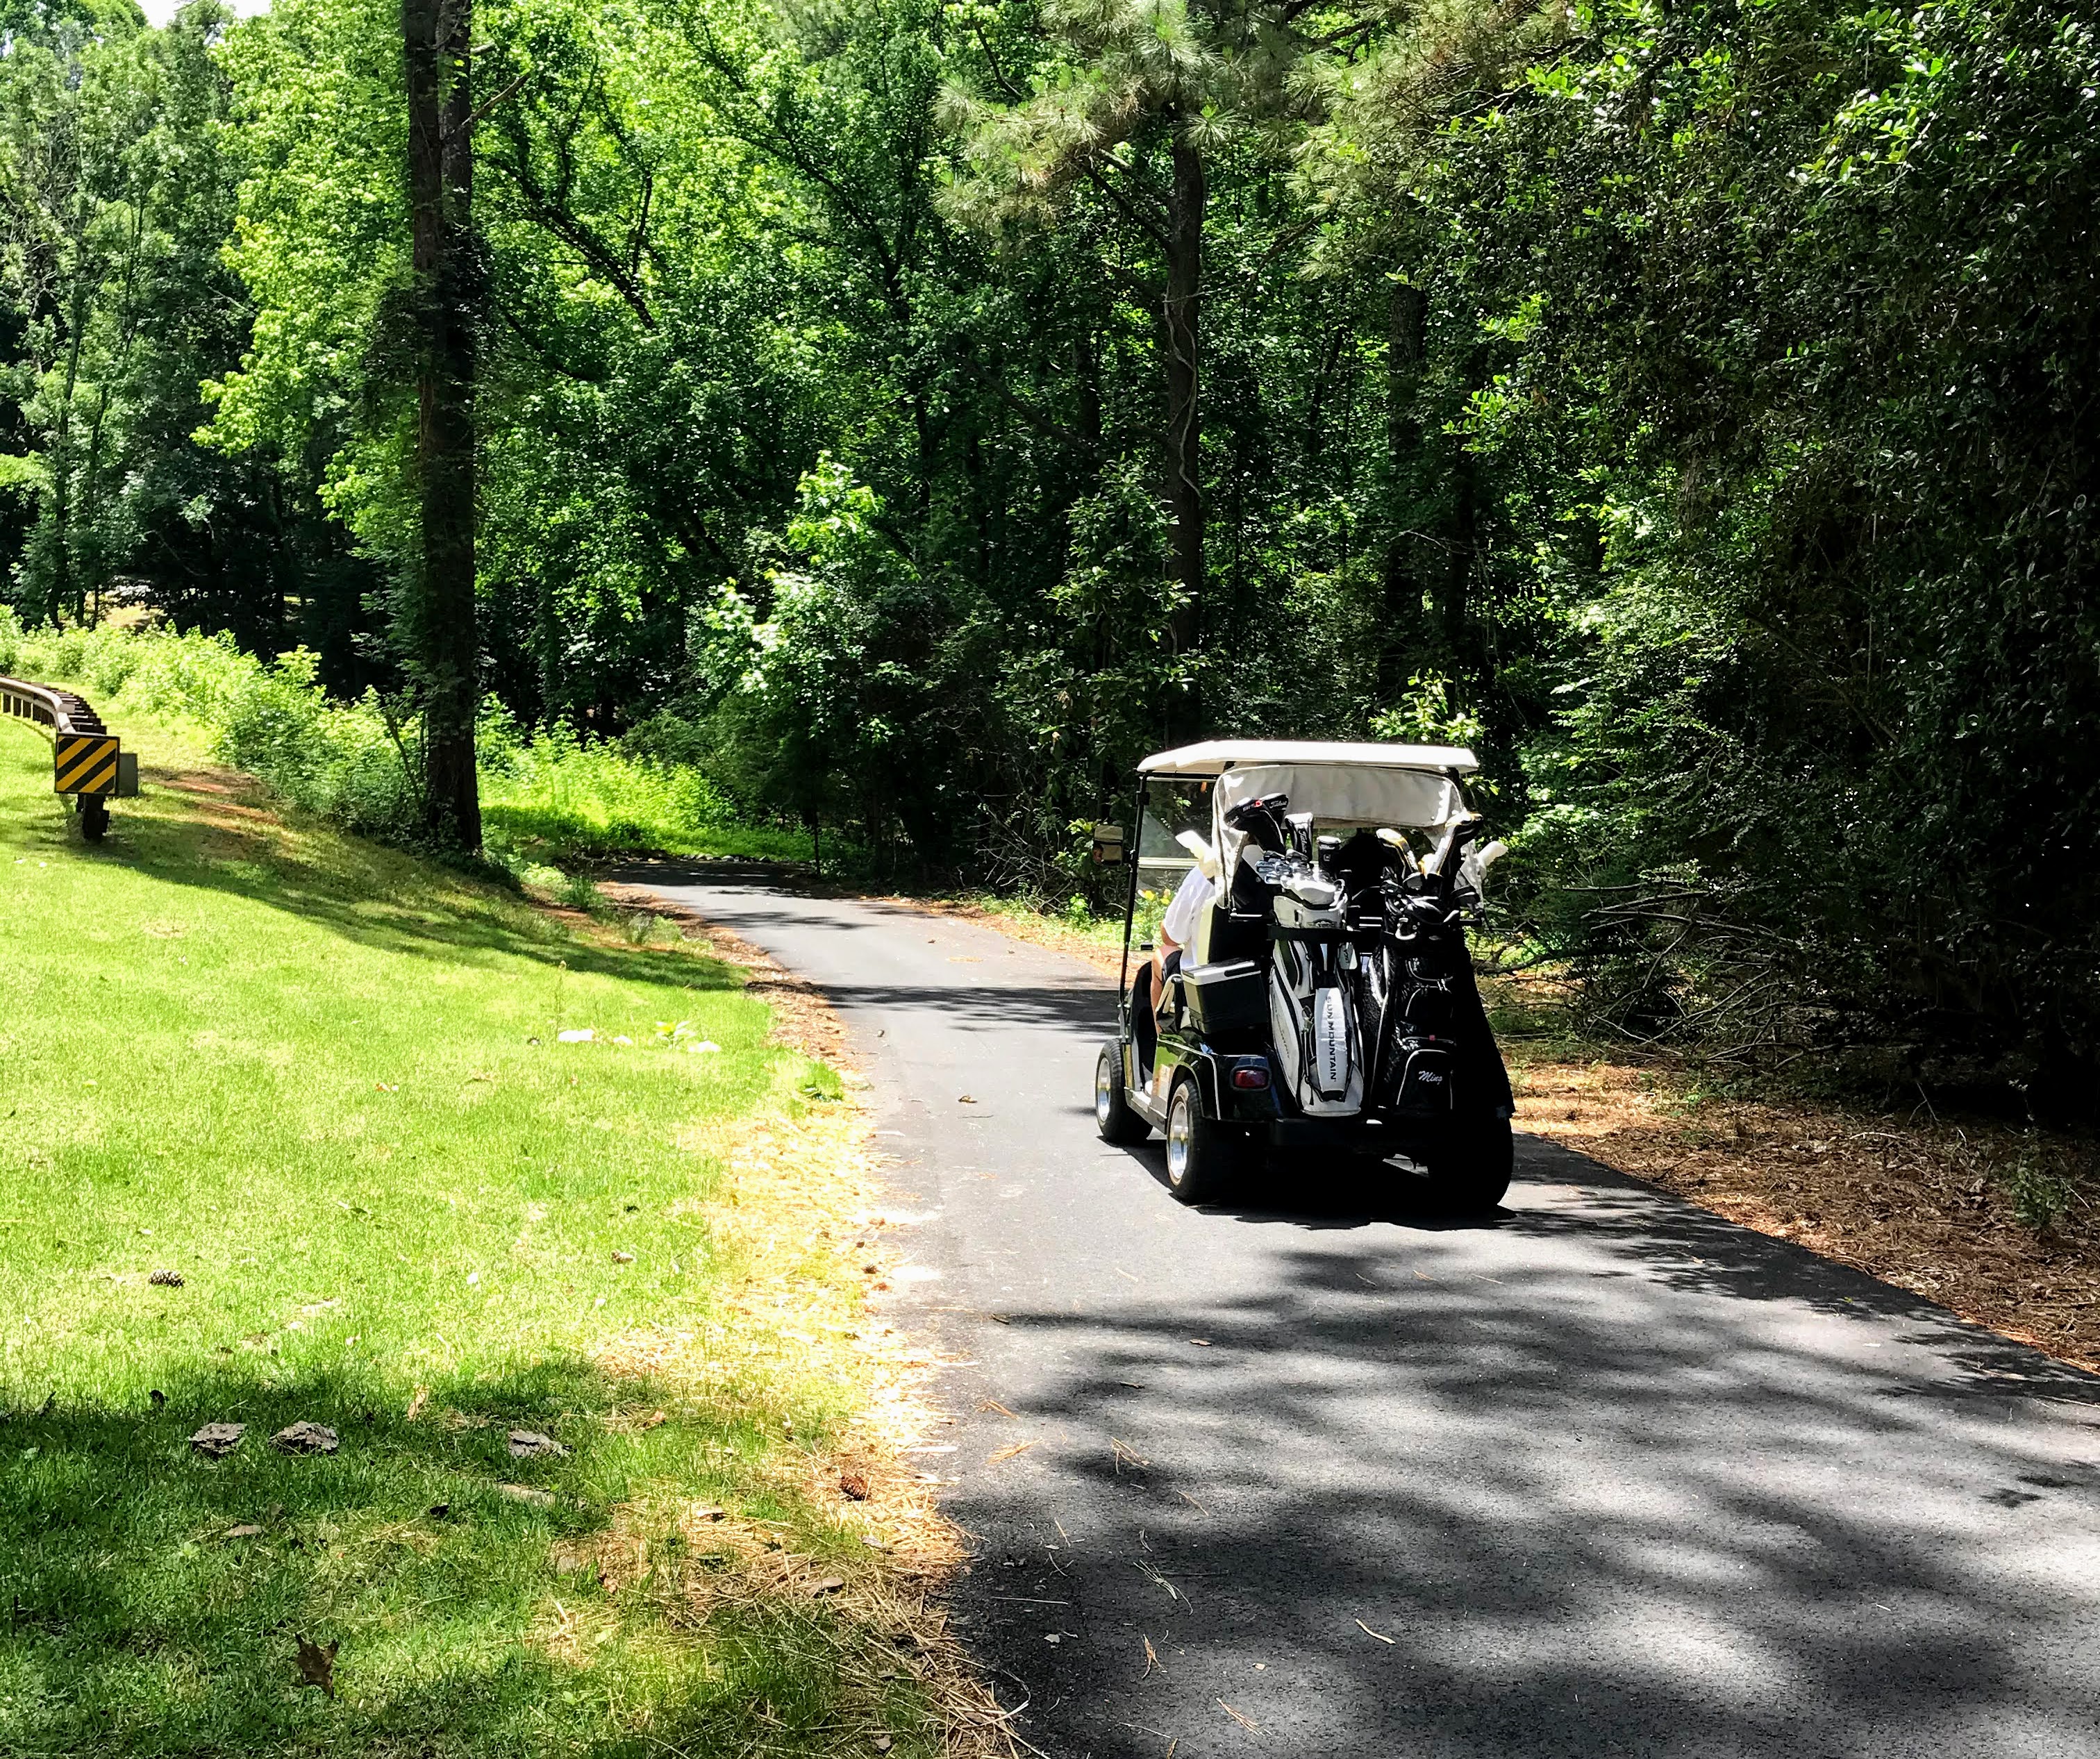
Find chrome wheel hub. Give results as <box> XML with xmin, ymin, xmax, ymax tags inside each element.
<box><xmin>1095</xmin><ymin>1056</ymin><xmax>1115</xmax><ymax>1125</ymax></box>
<box><xmin>1165</xmin><ymin>1090</ymin><xmax>1192</xmax><ymax>1185</ymax></box>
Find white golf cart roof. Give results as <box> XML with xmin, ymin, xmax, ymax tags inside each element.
<box><xmin>1137</xmin><ymin>741</ymin><xmax>1478</xmax><ymax>871</ymax></box>
<box><xmin>1138</xmin><ymin>740</ymin><xmax>1478</xmax><ymax>777</ymax></box>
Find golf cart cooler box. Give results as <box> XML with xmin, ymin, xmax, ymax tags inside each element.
<box><xmin>1183</xmin><ymin>958</ymin><xmax>1267</xmax><ymax>1036</ymax></box>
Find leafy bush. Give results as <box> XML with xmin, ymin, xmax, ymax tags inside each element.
<box><xmin>1</xmin><ymin>615</ymin><xmax>800</xmax><ymax>863</ymax></box>
<box><xmin>2</xmin><ymin>612</ymin><xmax>418</xmax><ymax>833</ymax></box>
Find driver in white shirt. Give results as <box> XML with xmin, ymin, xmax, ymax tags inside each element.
<box><xmin>1156</xmin><ymin>862</ymin><xmax>1215</xmax><ymax>986</ymax></box>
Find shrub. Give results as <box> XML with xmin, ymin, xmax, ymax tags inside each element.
<box><xmin>2</xmin><ymin>616</ymin><xmax>803</xmax><ymax>864</ymax></box>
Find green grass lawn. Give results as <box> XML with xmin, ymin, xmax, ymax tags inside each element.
<box><xmin>0</xmin><ymin>718</ymin><xmax>933</xmax><ymax>1757</ymax></box>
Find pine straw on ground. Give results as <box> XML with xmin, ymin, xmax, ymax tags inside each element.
<box><xmin>596</xmin><ymin>883</ymin><xmax>1023</xmax><ymax>1758</ymax></box>
<box><xmin>1509</xmin><ymin>1052</ymin><xmax>2100</xmax><ymax>1374</ymax></box>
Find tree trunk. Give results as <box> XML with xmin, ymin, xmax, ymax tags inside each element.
<box><xmin>1162</xmin><ymin>125</ymin><xmax>1206</xmax><ymax>669</ymax></box>
<box><xmin>1386</xmin><ymin>281</ymin><xmax>1426</xmax><ymax>467</ymax></box>
<box><xmin>404</xmin><ymin>0</ymin><xmax>482</xmax><ymax>847</ymax></box>
<box><xmin>1074</xmin><ymin>330</ymin><xmax>1101</xmax><ymax>456</ymax></box>
<box><xmin>47</xmin><ymin>285</ymin><xmax>88</xmax><ymax>628</ymax></box>
<box><xmin>1378</xmin><ymin>280</ymin><xmax>1430</xmax><ymax>695</ymax></box>
<box><xmin>1442</xmin><ymin>444</ymin><xmax>1476</xmax><ymax>653</ymax></box>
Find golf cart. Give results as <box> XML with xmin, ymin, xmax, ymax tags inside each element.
<box><xmin>1092</xmin><ymin>740</ymin><xmax>1516</xmax><ymax>1208</ymax></box>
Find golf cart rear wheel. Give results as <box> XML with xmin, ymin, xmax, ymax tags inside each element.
<box><xmin>1422</xmin><ymin>1115</ymin><xmax>1514</xmax><ymax>1211</ymax></box>
<box><xmin>1165</xmin><ymin>1074</ymin><xmax>1244</xmax><ymax>1205</ymax></box>
<box><xmin>1095</xmin><ymin>1042</ymin><xmax>1150</xmax><ymax>1144</ymax></box>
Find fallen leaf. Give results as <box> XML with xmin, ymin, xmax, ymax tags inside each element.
<box><xmin>406</xmin><ymin>1387</ymin><xmax>428</xmax><ymax>1422</ymax></box>
<box><xmin>980</xmin><ymin>1399</ymin><xmax>1019</xmax><ymax>1417</ymax></box>
<box><xmin>272</xmin><ymin>1422</ymin><xmax>339</xmax><ymax>1456</ymax></box>
<box><xmin>811</xmin><ymin>1577</ymin><xmax>846</xmax><ymax>1596</ymax></box>
<box><xmin>874</xmin><ymin>1738</ymin><xmax>893</xmax><ymax>1754</ymax></box>
<box><xmin>556</xmin><ymin>1029</ymin><xmax>594</xmax><ymax>1043</ymax></box>
<box><xmin>294</xmin><ymin>1635</ymin><xmax>338</xmax><ymax>1698</ymax></box>
<box><xmin>496</xmin><ymin>1483</ymin><xmax>556</xmax><ymax>1507</ymax></box>
<box><xmin>988</xmin><ymin>1442</ymin><xmax>1035</xmax><ymax>1464</ymax></box>
<box><xmin>1218</xmin><ymin>1700</ymin><xmax>1259</xmax><ymax>1733</ymax></box>
<box><xmin>189</xmin><ymin>1422</ymin><xmax>244</xmax><ymax>1458</ymax></box>
<box><xmin>148</xmin><ymin>1269</ymin><xmax>183</xmax><ymax>1288</ymax></box>
<box><xmin>375</xmin><ymin>1082</ymin><xmax>399</xmax><ymax>1092</ymax></box>
<box><xmin>222</xmin><ymin>1524</ymin><xmax>262</xmax><ymax>1540</ymax></box>
<box><xmin>958</xmin><ymin>1095</ymin><xmax>977</xmax><ymax>1104</ymax></box>
<box><xmin>508</xmin><ymin>1429</ymin><xmax>567</xmax><ymax>1459</ymax></box>
<box><xmin>1142</xmin><ymin>1635</ymin><xmax>1160</xmax><ymax>1677</ymax></box>
<box><xmin>611</xmin><ymin>1250</ymin><xmax>635</xmax><ymax>1263</ymax></box>
<box><xmin>840</xmin><ymin>1472</ymin><xmax>871</xmax><ymax>1501</ymax></box>
<box><xmin>689</xmin><ymin>1504</ymin><xmax>726</xmax><ymax>1522</ymax></box>
<box><xmin>1188</xmin><ymin>1338</ymin><xmax>1212</xmax><ymax>1347</ymax></box>
<box><xmin>1355</xmin><ymin>1617</ymin><xmax>1396</xmax><ymax>1644</ymax></box>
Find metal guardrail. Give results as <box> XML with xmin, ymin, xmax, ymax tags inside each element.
<box><xmin>1</xmin><ymin>674</ymin><xmax>135</xmax><ymax>841</ymax></box>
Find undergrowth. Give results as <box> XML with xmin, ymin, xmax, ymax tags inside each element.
<box><xmin>0</xmin><ymin>613</ymin><xmax>812</xmax><ymax>872</ymax></box>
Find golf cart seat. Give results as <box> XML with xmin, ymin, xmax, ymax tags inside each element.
<box><xmin>1204</xmin><ymin>858</ymin><xmax>1271</xmax><ymax>964</ymax></box>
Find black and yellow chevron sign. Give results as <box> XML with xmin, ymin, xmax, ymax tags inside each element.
<box><xmin>54</xmin><ymin>734</ymin><xmax>119</xmax><ymax>797</ymax></box>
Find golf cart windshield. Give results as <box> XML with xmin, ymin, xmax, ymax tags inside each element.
<box><xmin>1136</xmin><ymin>778</ymin><xmax>1212</xmax><ymax>873</ymax></box>
<box><xmin>1129</xmin><ymin>777</ymin><xmax>1213</xmax><ymax>944</ymax></box>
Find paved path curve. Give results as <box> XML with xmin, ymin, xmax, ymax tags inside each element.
<box><xmin>624</xmin><ymin>866</ymin><xmax>2100</xmax><ymax>1759</ymax></box>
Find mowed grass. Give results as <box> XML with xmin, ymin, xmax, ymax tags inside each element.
<box><xmin>0</xmin><ymin>719</ymin><xmax>920</xmax><ymax>1756</ymax></box>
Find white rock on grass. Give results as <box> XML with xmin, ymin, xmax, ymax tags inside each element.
<box><xmin>556</xmin><ymin>1028</ymin><xmax>594</xmax><ymax>1043</ymax></box>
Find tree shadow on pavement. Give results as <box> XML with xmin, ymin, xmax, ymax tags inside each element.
<box><xmin>941</xmin><ymin>1135</ymin><xmax>2100</xmax><ymax>1759</ymax></box>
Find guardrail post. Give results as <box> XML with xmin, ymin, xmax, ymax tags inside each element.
<box><xmin>1</xmin><ymin>674</ymin><xmax>130</xmax><ymax>841</ymax></box>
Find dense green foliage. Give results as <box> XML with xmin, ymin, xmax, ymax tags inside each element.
<box><xmin>3</xmin><ymin>0</ymin><xmax>2095</xmax><ymax>1094</ymax></box>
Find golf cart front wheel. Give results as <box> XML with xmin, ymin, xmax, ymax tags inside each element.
<box><xmin>1423</xmin><ymin>1115</ymin><xmax>1514</xmax><ymax>1211</ymax></box>
<box><xmin>1164</xmin><ymin>1074</ymin><xmax>1244</xmax><ymax>1205</ymax></box>
<box><xmin>1095</xmin><ymin>1043</ymin><xmax>1150</xmax><ymax>1144</ymax></box>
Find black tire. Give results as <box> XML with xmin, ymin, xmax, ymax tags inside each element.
<box><xmin>1164</xmin><ymin>1073</ymin><xmax>1245</xmax><ymax>1205</ymax></box>
<box><xmin>79</xmin><ymin>797</ymin><xmax>108</xmax><ymax>842</ymax></box>
<box><xmin>1422</xmin><ymin>1115</ymin><xmax>1514</xmax><ymax>1211</ymax></box>
<box><xmin>1095</xmin><ymin>1043</ymin><xmax>1150</xmax><ymax>1144</ymax></box>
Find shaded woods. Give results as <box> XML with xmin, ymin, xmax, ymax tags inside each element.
<box><xmin>2</xmin><ymin>0</ymin><xmax>2096</xmax><ymax>1103</ymax></box>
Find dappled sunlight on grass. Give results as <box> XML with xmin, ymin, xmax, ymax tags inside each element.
<box><xmin>0</xmin><ymin>719</ymin><xmax>965</xmax><ymax>1757</ymax></box>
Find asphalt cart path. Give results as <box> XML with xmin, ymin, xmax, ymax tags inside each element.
<box><xmin>623</xmin><ymin>865</ymin><xmax>2100</xmax><ymax>1759</ymax></box>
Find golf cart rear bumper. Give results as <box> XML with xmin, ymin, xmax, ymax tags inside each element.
<box><xmin>1263</xmin><ymin>1110</ymin><xmax>1510</xmax><ymax>1151</ymax></box>
<box><xmin>1265</xmin><ymin>1116</ymin><xmax>1374</xmax><ymax>1149</ymax></box>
